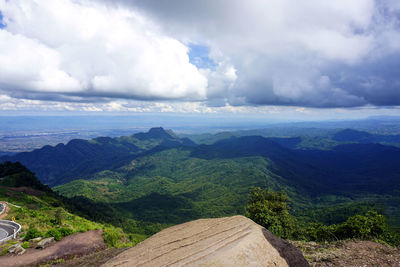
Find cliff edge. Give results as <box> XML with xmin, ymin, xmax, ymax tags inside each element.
<box><xmin>102</xmin><ymin>215</ymin><xmax>309</xmax><ymax>267</ymax></box>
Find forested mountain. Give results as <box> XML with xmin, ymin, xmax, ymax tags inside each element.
<box><xmin>332</xmin><ymin>128</ymin><xmax>400</xmax><ymax>144</ymax></box>
<box><xmin>0</xmin><ymin>161</ymin><xmax>159</xmax><ymax>249</ymax></box>
<box><xmin>184</xmin><ymin>128</ymin><xmax>400</xmax><ymax>149</ymax></box>
<box><xmin>0</xmin><ymin>127</ymin><xmax>195</xmax><ymax>186</ymax></box>
<box><xmin>2</xmin><ymin>127</ymin><xmax>400</xmax><ymax>229</ymax></box>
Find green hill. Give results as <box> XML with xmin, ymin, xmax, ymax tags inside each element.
<box><xmin>0</xmin><ymin>161</ymin><xmax>158</xmax><ymax>249</ymax></box>
<box><xmin>0</xmin><ymin>127</ymin><xmax>194</xmax><ymax>186</ymax></box>
<box><xmin>3</xmin><ymin>128</ymin><xmax>400</xmax><ymax>229</ymax></box>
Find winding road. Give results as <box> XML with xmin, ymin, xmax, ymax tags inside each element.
<box><xmin>0</xmin><ymin>202</ymin><xmax>21</xmax><ymax>243</ymax></box>
<box><xmin>0</xmin><ymin>224</ymin><xmax>14</xmax><ymax>240</ymax></box>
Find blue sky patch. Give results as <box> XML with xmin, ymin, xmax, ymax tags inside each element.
<box><xmin>0</xmin><ymin>11</ymin><xmax>6</xmax><ymax>29</ymax></box>
<box><xmin>188</xmin><ymin>44</ymin><xmax>217</xmax><ymax>70</ymax></box>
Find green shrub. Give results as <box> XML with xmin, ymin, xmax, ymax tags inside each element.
<box><xmin>301</xmin><ymin>210</ymin><xmax>399</xmax><ymax>246</ymax></box>
<box><xmin>302</xmin><ymin>223</ymin><xmax>338</xmax><ymax>242</ymax></box>
<box><xmin>103</xmin><ymin>227</ymin><xmax>124</xmax><ymax>247</ymax></box>
<box><xmin>44</xmin><ymin>227</ymin><xmax>74</xmax><ymax>241</ymax></box>
<box><xmin>335</xmin><ymin>211</ymin><xmax>387</xmax><ymax>240</ymax></box>
<box><xmin>245</xmin><ymin>187</ymin><xmax>297</xmax><ymax>239</ymax></box>
<box><xmin>58</xmin><ymin>227</ymin><xmax>73</xmax><ymax>237</ymax></box>
<box><xmin>21</xmin><ymin>241</ymin><xmax>30</xmax><ymax>249</ymax></box>
<box><xmin>45</xmin><ymin>229</ymin><xmax>62</xmax><ymax>241</ymax></box>
<box><xmin>25</xmin><ymin>227</ymin><xmax>42</xmax><ymax>241</ymax></box>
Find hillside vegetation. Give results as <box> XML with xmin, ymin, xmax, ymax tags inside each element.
<box><xmin>2</xmin><ymin>127</ymin><xmax>400</xmax><ymax>230</ymax></box>
<box><xmin>0</xmin><ymin>162</ymin><xmax>149</xmax><ymax>249</ymax></box>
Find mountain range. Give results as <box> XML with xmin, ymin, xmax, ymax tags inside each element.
<box><xmin>1</xmin><ymin>127</ymin><xmax>399</xmax><ymax>228</ymax></box>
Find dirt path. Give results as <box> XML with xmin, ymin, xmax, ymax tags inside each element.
<box><xmin>0</xmin><ymin>230</ymin><xmax>106</xmax><ymax>267</ymax></box>
<box><xmin>292</xmin><ymin>240</ymin><xmax>400</xmax><ymax>267</ymax></box>
<box><xmin>102</xmin><ymin>215</ymin><xmax>308</xmax><ymax>267</ymax></box>
<box><xmin>57</xmin><ymin>247</ymin><xmax>128</xmax><ymax>267</ymax></box>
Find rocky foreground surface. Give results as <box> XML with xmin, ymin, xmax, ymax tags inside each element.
<box><xmin>102</xmin><ymin>215</ymin><xmax>309</xmax><ymax>267</ymax></box>
<box><xmin>0</xmin><ymin>230</ymin><xmax>105</xmax><ymax>267</ymax></box>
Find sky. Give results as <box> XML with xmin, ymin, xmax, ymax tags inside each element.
<box><xmin>0</xmin><ymin>0</ymin><xmax>400</xmax><ymax>120</ymax></box>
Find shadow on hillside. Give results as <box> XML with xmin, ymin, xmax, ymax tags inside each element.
<box><xmin>116</xmin><ymin>192</ymin><xmax>201</xmax><ymax>224</ymax></box>
<box><xmin>262</xmin><ymin>228</ymin><xmax>310</xmax><ymax>267</ymax></box>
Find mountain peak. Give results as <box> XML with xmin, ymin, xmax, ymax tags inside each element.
<box><xmin>148</xmin><ymin>127</ymin><xmax>167</xmax><ymax>133</ymax></box>
<box><xmin>134</xmin><ymin>127</ymin><xmax>176</xmax><ymax>140</ymax></box>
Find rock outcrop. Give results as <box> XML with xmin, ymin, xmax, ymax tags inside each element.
<box><xmin>7</xmin><ymin>243</ymin><xmax>25</xmax><ymax>255</ymax></box>
<box><xmin>102</xmin><ymin>215</ymin><xmax>309</xmax><ymax>267</ymax></box>
<box><xmin>36</xmin><ymin>237</ymin><xmax>54</xmax><ymax>249</ymax></box>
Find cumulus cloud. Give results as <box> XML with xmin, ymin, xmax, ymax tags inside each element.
<box><xmin>0</xmin><ymin>0</ymin><xmax>400</xmax><ymax>110</ymax></box>
<box><xmin>100</xmin><ymin>0</ymin><xmax>400</xmax><ymax>108</ymax></box>
<box><xmin>0</xmin><ymin>0</ymin><xmax>212</xmax><ymax>102</ymax></box>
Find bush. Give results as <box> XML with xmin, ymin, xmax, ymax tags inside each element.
<box><xmin>24</xmin><ymin>227</ymin><xmax>42</xmax><ymax>241</ymax></box>
<box><xmin>46</xmin><ymin>229</ymin><xmax>63</xmax><ymax>241</ymax></box>
<box><xmin>45</xmin><ymin>227</ymin><xmax>74</xmax><ymax>241</ymax></box>
<box><xmin>103</xmin><ymin>227</ymin><xmax>124</xmax><ymax>247</ymax></box>
<box><xmin>21</xmin><ymin>241</ymin><xmax>30</xmax><ymax>249</ymax></box>
<box><xmin>245</xmin><ymin>187</ymin><xmax>297</xmax><ymax>239</ymax></box>
<box><xmin>58</xmin><ymin>227</ymin><xmax>73</xmax><ymax>237</ymax></box>
<box><xmin>301</xmin><ymin>210</ymin><xmax>400</xmax><ymax>246</ymax></box>
<box><xmin>335</xmin><ymin>211</ymin><xmax>387</xmax><ymax>240</ymax></box>
<box><xmin>302</xmin><ymin>223</ymin><xmax>338</xmax><ymax>242</ymax></box>
<box><xmin>51</xmin><ymin>208</ymin><xmax>65</xmax><ymax>226</ymax></box>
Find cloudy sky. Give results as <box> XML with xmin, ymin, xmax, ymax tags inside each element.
<box><xmin>0</xmin><ymin>0</ymin><xmax>400</xmax><ymax>118</ymax></box>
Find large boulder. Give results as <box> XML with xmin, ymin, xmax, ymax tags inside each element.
<box><xmin>29</xmin><ymin>237</ymin><xmax>42</xmax><ymax>243</ymax></box>
<box><xmin>36</xmin><ymin>237</ymin><xmax>54</xmax><ymax>249</ymax></box>
<box><xmin>102</xmin><ymin>215</ymin><xmax>309</xmax><ymax>267</ymax></box>
<box><xmin>7</xmin><ymin>243</ymin><xmax>25</xmax><ymax>255</ymax></box>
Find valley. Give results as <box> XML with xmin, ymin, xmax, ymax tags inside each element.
<box><xmin>1</xmin><ymin>126</ymin><xmax>399</xmax><ymax>230</ymax></box>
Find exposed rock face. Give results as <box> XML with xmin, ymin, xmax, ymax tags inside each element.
<box><xmin>36</xmin><ymin>237</ymin><xmax>54</xmax><ymax>249</ymax></box>
<box><xmin>8</xmin><ymin>243</ymin><xmax>25</xmax><ymax>255</ymax></box>
<box><xmin>29</xmin><ymin>237</ymin><xmax>43</xmax><ymax>243</ymax></box>
<box><xmin>102</xmin><ymin>215</ymin><xmax>309</xmax><ymax>267</ymax></box>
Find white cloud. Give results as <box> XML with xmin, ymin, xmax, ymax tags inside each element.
<box><xmin>0</xmin><ymin>0</ymin><xmax>400</xmax><ymax>111</ymax></box>
<box><xmin>119</xmin><ymin>0</ymin><xmax>400</xmax><ymax>107</ymax></box>
<box><xmin>0</xmin><ymin>0</ymin><xmax>209</xmax><ymax>101</ymax></box>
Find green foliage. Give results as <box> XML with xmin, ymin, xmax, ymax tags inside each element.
<box><xmin>0</xmin><ymin>162</ymin><xmax>143</xmax><ymax>248</ymax></box>
<box><xmin>45</xmin><ymin>229</ymin><xmax>63</xmax><ymax>241</ymax></box>
<box><xmin>53</xmin><ymin>134</ymin><xmax>400</xmax><ymax>231</ymax></box>
<box><xmin>21</xmin><ymin>241</ymin><xmax>30</xmax><ymax>249</ymax></box>
<box><xmin>25</xmin><ymin>227</ymin><xmax>42</xmax><ymax>240</ymax></box>
<box><xmin>102</xmin><ymin>227</ymin><xmax>124</xmax><ymax>247</ymax></box>
<box><xmin>45</xmin><ymin>227</ymin><xmax>73</xmax><ymax>241</ymax></box>
<box><xmin>56</xmin><ymin>148</ymin><xmax>299</xmax><ymax>226</ymax></box>
<box><xmin>335</xmin><ymin>211</ymin><xmax>388</xmax><ymax>240</ymax></box>
<box><xmin>0</xmin><ymin>161</ymin><xmax>51</xmax><ymax>192</ymax></box>
<box><xmin>4</xmin><ymin>130</ymin><xmax>400</xmax><ymax>250</ymax></box>
<box><xmin>102</xmin><ymin>226</ymin><xmax>147</xmax><ymax>248</ymax></box>
<box><xmin>245</xmin><ymin>188</ymin><xmax>400</xmax><ymax>246</ymax></box>
<box><xmin>301</xmin><ymin>211</ymin><xmax>400</xmax><ymax>246</ymax></box>
<box><xmin>53</xmin><ymin>207</ymin><xmax>64</xmax><ymax>226</ymax></box>
<box><xmin>245</xmin><ymin>187</ymin><xmax>297</xmax><ymax>239</ymax></box>
<box><xmin>58</xmin><ymin>227</ymin><xmax>73</xmax><ymax>237</ymax></box>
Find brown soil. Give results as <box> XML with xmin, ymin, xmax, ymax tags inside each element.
<box><xmin>0</xmin><ymin>230</ymin><xmax>106</xmax><ymax>267</ymax></box>
<box><xmin>102</xmin><ymin>215</ymin><xmax>309</xmax><ymax>267</ymax></box>
<box><xmin>292</xmin><ymin>240</ymin><xmax>400</xmax><ymax>267</ymax></box>
<box><xmin>53</xmin><ymin>247</ymin><xmax>128</xmax><ymax>267</ymax></box>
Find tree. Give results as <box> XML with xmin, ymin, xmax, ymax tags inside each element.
<box><xmin>245</xmin><ymin>187</ymin><xmax>297</xmax><ymax>239</ymax></box>
<box><xmin>335</xmin><ymin>210</ymin><xmax>388</xmax><ymax>240</ymax></box>
<box><xmin>54</xmin><ymin>207</ymin><xmax>64</xmax><ymax>226</ymax></box>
